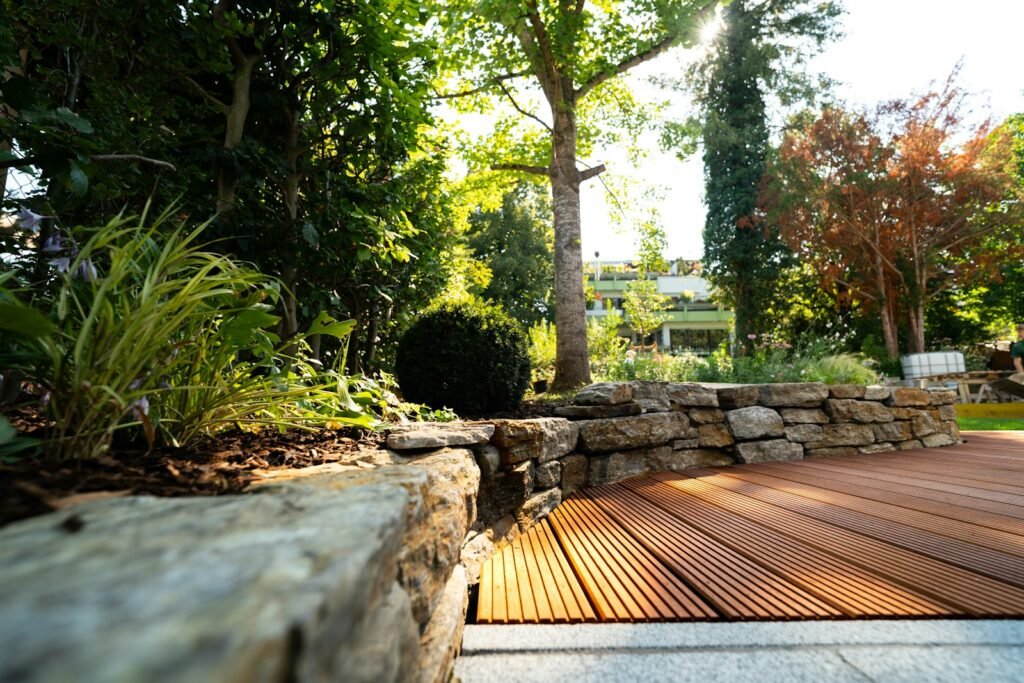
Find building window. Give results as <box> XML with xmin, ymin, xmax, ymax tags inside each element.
<box><xmin>669</xmin><ymin>329</ymin><xmax>728</xmax><ymax>355</ymax></box>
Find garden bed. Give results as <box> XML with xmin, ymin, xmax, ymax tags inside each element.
<box><xmin>1</xmin><ymin>409</ymin><xmax>384</xmax><ymax>527</ymax></box>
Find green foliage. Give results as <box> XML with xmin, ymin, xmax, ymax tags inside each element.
<box><xmin>588</xmin><ymin>313</ymin><xmax>630</xmax><ymax>378</ymax></box>
<box><xmin>689</xmin><ymin>0</ymin><xmax>841</xmax><ymax>348</ymax></box>
<box><xmin>528</xmin><ymin>321</ymin><xmax>558</xmax><ymax>383</ymax></box>
<box><xmin>467</xmin><ymin>183</ymin><xmax>554</xmax><ymax>327</ymax></box>
<box><xmin>957</xmin><ymin>417</ymin><xmax>1024</xmax><ymax>431</ymax></box>
<box><xmin>622</xmin><ymin>278</ymin><xmax>670</xmax><ymax>343</ymax></box>
<box><xmin>395</xmin><ymin>300</ymin><xmax>531</xmax><ymax>416</ymax></box>
<box><xmin>600</xmin><ymin>336</ymin><xmax>877</xmax><ymax>385</ymax></box>
<box><xmin>4</xmin><ymin>209</ymin><xmax>376</xmax><ymax>459</ymax></box>
<box><xmin>349</xmin><ymin>372</ymin><xmax>459</xmax><ymax>424</ymax></box>
<box><xmin>4</xmin><ymin>0</ymin><xmax>455</xmax><ymax>377</ymax></box>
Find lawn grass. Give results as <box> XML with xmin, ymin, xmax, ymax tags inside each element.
<box><xmin>957</xmin><ymin>417</ymin><xmax>1024</xmax><ymax>431</ymax></box>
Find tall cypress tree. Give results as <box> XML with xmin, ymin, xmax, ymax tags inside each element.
<box><xmin>696</xmin><ymin>0</ymin><xmax>841</xmax><ymax>351</ymax></box>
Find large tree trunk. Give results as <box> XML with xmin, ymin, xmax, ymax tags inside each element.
<box><xmin>907</xmin><ymin>302</ymin><xmax>926</xmax><ymax>354</ymax></box>
<box><xmin>215</xmin><ymin>29</ymin><xmax>258</xmax><ymax>212</ymax></box>
<box><xmin>880</xmin><ymin>298</ymin><xmax>899</xmax><ymax>359</ymax></box>
<box><xmin>549</xmin><ymin>106</ymin><xmax>591</xmax><ymax>392</ymax></box>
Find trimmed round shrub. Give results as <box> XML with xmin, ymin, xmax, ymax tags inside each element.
<box><xmin>396</xmin><ymin>301</ymin><xmax>531</xmax><ymax>416</ymax></box>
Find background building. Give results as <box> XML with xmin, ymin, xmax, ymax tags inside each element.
<box><xmin>587</xmin><ymin>259</ymin><xmax>734</xmax><ymax>355</ymax></box>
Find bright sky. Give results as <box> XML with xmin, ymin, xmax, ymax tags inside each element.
<box><xmin>577</xmin><ymin>0</ymin><xmax>1024</xmax><ymax>262</ymax></box>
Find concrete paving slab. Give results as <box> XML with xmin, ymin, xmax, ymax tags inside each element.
<box><xmin>456</xmin><ymin>621</ymin><xmax>1024</xmax><ymax>683</ymax></box>
<box><xmin>462</xmin><ymin>620</ymin><xmax>1024</xmax><ymax>653</ymax></box>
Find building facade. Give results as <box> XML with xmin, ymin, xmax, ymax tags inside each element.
<box><xmin>587</xmin><ymin>265</ymin><xmax>734</xmax><ymax>355</ymax></box>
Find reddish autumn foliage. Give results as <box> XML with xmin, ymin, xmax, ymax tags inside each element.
<box><xmin>764</xmin><ymin>76</ymin><xmax>1023</xmax><ymax>356</ymax></box>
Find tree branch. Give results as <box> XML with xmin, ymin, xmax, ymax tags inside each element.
<box><xmin>432</xmin><ymin>70</ymin><xmax>532</xmax><ymax>100</ymax></box>
<box><xmin>90</xmin><ymin>154</ymin><xmax>177</xmax><ymax>171</ymax></box>
<box><xmin>579</xmin><ymin>163</ymin><xmax>606</xmax><ymax>181</ymax></box>
<box><xmin>184</xmin><ymin>76</ymin><xmax>228</xmax><ymax>112</ymax></box>
<box><xmin>492</xmin><ymin>163</ymin><xmax>550</xmax><ymax>177</ymax></box>
<box><xmin>576</xmin><ymin>2</ymin><xmax>716</xmax><ymax>99</ymax></box>
<box><xmin>498</xmin><ymin>81</ymin><xmax>551</xmax><ymax>131</ymax></box>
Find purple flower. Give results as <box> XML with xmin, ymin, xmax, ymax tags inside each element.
<box><xmin>15</xmin><ymin>209</ymin><xmax>49</xmax><ymax>233</ymax></box>
<box><xmin>747</xmin><ymin>334</ymin><xmax>757</xmax><ymax>340</ymax></box>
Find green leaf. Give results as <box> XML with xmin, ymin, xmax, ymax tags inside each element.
<box><xmin>301</xmin><ymin>222</ymin><xmax>319</xmax><ymax>246</ymax></box>
<box><xmin>66</xmin><ymin>162</ymin><xmax>89</xmax><ymax>195</ymax></box>
<box><xmin>0</xmin><ymin>303</ymin><xmax>56</xmax><ymax>337</ymax></box>
<box><xmin>53</xmin><ymin>107</ymin><xmax>95</xmax><ymax>134</ymax></box>
<box><xmin>219</xmin><ymin>308</ymin><xmax>281</xmax><ymax>347</ymax></box>
<box><xmin>305</xmin><ymin>312</ymin><xmax>356</xmax><ymax>339</ymax></box>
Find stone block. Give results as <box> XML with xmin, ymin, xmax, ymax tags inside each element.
<box><xmin>460</xmin><ymin>516</ymin><xmax>518</xmax><ymax>584</ymax></box>
<box><xmin>672</xmin><ymin>438</ymin><xmax>700</xmax><ymax>450</ymax></box>
<box><xmin>715</xmin><ymin>384</ymin><xmax>760</xmax><ymax>409</ymax></box>
<box><xmin>490</xmin><ymin>418</ymin><xmax>578</xmax><ymax>464</ymax></box>
<box><xmin>829</xmin><ymin>385</ymin><xmax>867</xmax><ymax>399</ymax></box>
<box><xmin>804</xmin><ymin>423</ymin><xmax>875</xmax><ymax>449</ymax></box>
<box><xmin>696</xmin><ymin>423</ymin><xmax>735</xmax><ymax>448</ymax></box>
<box><xmin>911</xmin><ymin>414</ymin><xmax>938</xmax><ymax>438</ymax></box>
<box><xmin>859</xmin><ymin>442</ymin><xmax>896</xmax><ymax>454</ymax></box>
<box><xmin>417</xmin><ymin>565</ymin><xmax>468</xmax><ymax>683</ymax></box>
<box><xmin>725</xmin><ymin>406</ymin><xmax>785</xmax><ymax>440</ymax></box>
<box><xmin>929</xmin><ymin>388</ymin><xmax>958</xmax><ymax>405</ymax></box>
<box><xmin>574</xmin><ymin>382</ymin><xmax>633</xmax><ymax>406</ymax></box>
<box><xmin>864</xmin><ymin>385</ymin><xmax>892</xmax><ymax>401</ymax></box>
<box><xmin>922</xmin><ymin>433</ymin><xmax>956</xmax><ymax>447</ymax></box>
<box><xmin>895</xmin><ymin>439</ymin><xmax>924</xmax><ymax>450</ymax></box>
<box><xmin>779</xmin><ymin>408</ymin><xmax>829</xmax><ymax>425</ymax></box>
<box><xmin>477</xmin><ymin>460</ymin><xmax>533</xmax><ymax>524</ymax></box>
<box><xmin>757</xmin><ymin>382</ymin><xmax>829</xmax><ymax>408</ymax></box>
<box><xmin>534</xmin><ymin>461</ymin><xmax>562</xmax><ymax>489</ymax></box>
<box><xmin>687</xmin><ymin>407</ymin><xmax>725</xmax><ymax>424</ymax></box>
<box><xmin>734</xmin><ymin>439</ymin><xmax>804</xmax><ymax>463</ymax></box>
<box><xmin>386</xmin><ymin>422</ymin><xmax>494</xmax><ymax>450</ymax></box>
<box><xmin>805</xmin><ymin>446</ymin><xmax>859</xmax><ymax>458</ymax></box>
<box><xmin>784</xmin><ymin>424</ymin><xmax>824</xmax><ymax>443</ymax></box>
<box><xmin>637</xmin><ymin>398</ymin><xmax>671</xmax><ymax>413</ymax></box>
<box><xmin>937</xmin><ymin>404</ymin><xmax>957</xmax><ymax>421</ymax></box>
<box><xmin>559</xmin><ymin>454</ymin><xmax>589</xmax><ymax>497</ymax></box>
<box><xmin>873</xmin><ymin>421</ymin><xmax>913</xmax><ymax>442</ymax></box>
<box><xmin>515</xmin><ymin>488</ymin><xmax>562</xmax><ymax>531</ymax></box>
<box><xmin>554</xmin><ymin>403</ymin><xmax>642</xmax><ymax>420</ymax></box>
<box><xmin>589</xmin><ymin>448</ymin><xmax>657</xmax><ymax>486</ymax></box>
<box><xmin>650</xmin><ymin>448</ymin><xmax>735</xmax><ymax>472</ymax></box>
<box><xmin>887</xmin><ymin>388</ymin><xmax>931</xmax><ymax>407</ymax></box>
<box><xmin>474</xmin><ymin>445</ymin><xmax>500</xmax><ymax>478</ymax></box>
<box><xmin>0</xmin><ymin>481</ymin><xmax>419</xmax><ymax>683</ymax></box>
<box><xmin>824</xmin><ymin>399</ymin><xmax>895</xmax><ymax>424</ymax></box>
<box><xmin>665</xmin><ymin>383</ymin><xmax>719</xmax><ymax>408</ymax></box>
<box><xmin>576</xmin><ymin>412</ymin><xmax>691</xmax><ymax>453</ymax></box>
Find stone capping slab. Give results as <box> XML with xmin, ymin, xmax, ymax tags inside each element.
<box><xmin>386</xmin><ymin>422</ymin><xmax>495</xmax><ymax>450</ymax></box>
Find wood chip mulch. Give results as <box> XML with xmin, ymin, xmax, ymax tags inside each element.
<box><xmin>0</xmin><ymin>409</ymin><xmax>384</xmax><ymax>528</ymax></box>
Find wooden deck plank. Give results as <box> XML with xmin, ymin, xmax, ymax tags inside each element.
<box><xmin>584</xmin><ymin>485</ymin><xmax>841</xmax><ymax>619</ymax></box>
<box><xmin>618</xmin><ymin>476</ymin><xmax>953</xmax><ymax>618</ymax></box>
<box><xmin>475</xmin><ymin>432</ymin><xmax>1024</xmax><ymax>624</ymax></box>
<box><xmin>558</xmin><ymin>498</ymin><xmax>716</xmax><ymax>620</ymax></box>
<box><xmin>657</xmin><ymin>470</ymin><xmax>1024</xmax><ymax>616</ymax></box>
<box><xmin>536</xmin><ymin>520</ymin><xmax>597</xmax><ymax>622</ymax></box>
<box><xmin>749</xmin><ymin>461</ymin><xmax>1024</xmax><ymax>535</ymax></box>
<box><xmin>768</xmin><ymin>459</ymin><xmax>1024</xmax><ymax>520</ymax></box>
<box><xmin>694</xmin><ymin>469</ymin><xmax>1024</xmax><ymax>587</ymax></box>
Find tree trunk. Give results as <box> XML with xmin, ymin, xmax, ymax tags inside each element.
<box><xmin>880</xmin><ymin>297</ymin><xmax>899</xmax><ymax>359</ymax></box>
<box><xmin>549</xmin><ymin>105</ymin><xmax>591</xmax><ymax>392</ymax></box>
<box><xmin>907</xmin><ymin>302</ymin><xmax>926</xmax><ymax>354</ymax></box>
<box><xmin>216</xmin><ymin>51</ymin><xmax>257</xmax><ymax>213</ymax></box>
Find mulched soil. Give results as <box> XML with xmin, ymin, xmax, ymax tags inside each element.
<box><xmin>1</xmin><ymin>397</ymin><xmax>566</xmax><ymax>528</ymax></box>
<box><xmin>1</xmin><ymin>406</ymin><xmax>384</xmax><ymax>528</ymax></box>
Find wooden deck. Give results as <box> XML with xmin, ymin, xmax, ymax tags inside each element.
<box><xmin>476</xmin><ymin>431</ymin><xmax>1024</xmax><ymax>624</ymax></box>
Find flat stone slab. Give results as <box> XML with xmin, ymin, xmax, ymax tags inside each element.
<box><xmin>0</xmin><ymin>483</ymin><xmax>417</xmax><ymax>683</ymax></box>
<box><xmin>386</xmin><ymin>422</ymin><xmax>494</xmax><ymax>450</ymax></box>
<box><xmin>458</xmin><ymin>621</ymin><xmax>1024</xmax><ymax>683</ymax></box>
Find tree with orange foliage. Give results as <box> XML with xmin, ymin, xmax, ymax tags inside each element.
<box><xmin>764</xmin><ymin>76</ymin><xmax>1023</xmax><ymax>357</ymax></box>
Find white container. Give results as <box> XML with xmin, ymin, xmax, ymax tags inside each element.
<box><xmin>900</xmin><ymin>352</ymin><xmax>965</xmax><ymax>379</ymax></box>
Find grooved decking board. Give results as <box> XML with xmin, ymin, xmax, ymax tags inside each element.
<box><xmin>474</xmin><ymin>431</ymin><xmax>1024</xmax><ymax>624</ymax></box>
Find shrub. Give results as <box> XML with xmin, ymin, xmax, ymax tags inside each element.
<box><xmin>4</xmin><ymin>208</ymin><xmax>376</xmax><ymax>459</ymax></box>
<box><xmin>588</xmin><ymin>312</ymin><xmax>629</xmax><ymax>377</ymax></box>
<box><xmin>396</xmin><ymin>300</ymin><xmax>530</xmax><ymax>415</ymax></box>
<box><xmin>527</xmin><ymin>320</ymin><xmax>557</xmax><ymax>382</ymax></box>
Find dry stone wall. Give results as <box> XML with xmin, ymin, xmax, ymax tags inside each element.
<box><xmin>0</xmin><ymin>381</ymin><xmax>960</xmax><ymax>683</ymax></box>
